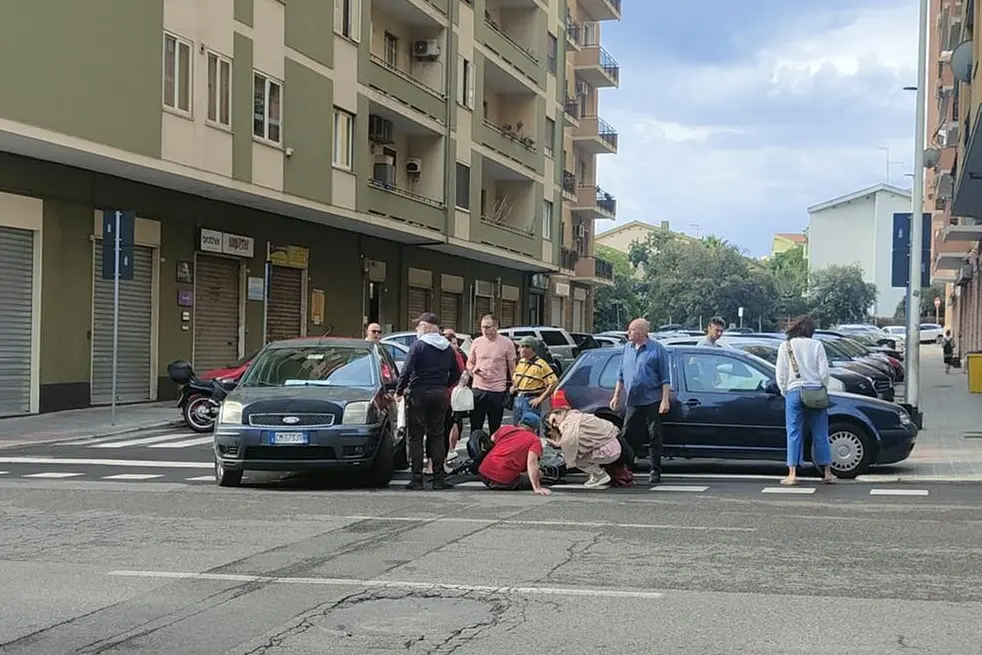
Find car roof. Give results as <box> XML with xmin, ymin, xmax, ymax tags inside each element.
<box><xmin>266</xmin><ymin>337</ymin><xmax>373</xmax><ymax>350</ymax></box>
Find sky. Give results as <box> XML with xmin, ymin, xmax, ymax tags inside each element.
<box><xmin>595</xmin><ymin>0</ymin><xmax>919</xmax><ymax>257</ymax></box>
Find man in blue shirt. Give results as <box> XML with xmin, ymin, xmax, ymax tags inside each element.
<box><xmin>609</xmin><ymin>318</ymin><xmax>672</xmax><ymax>485</ymax></box>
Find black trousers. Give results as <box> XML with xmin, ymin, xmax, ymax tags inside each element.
<box><xmin>470</xmin><ymin>389</ymin><xmax>507</xmax><ymax>434</ymax></box>
<box><xmin>408</xmin><ymin>388</ymin><xmax>450</xmax><ymax>478</ymax></box>
<box><xmin>622</xmin><ymin>402</ymin><xmax>663</xmax><ymax>476</ymax></box>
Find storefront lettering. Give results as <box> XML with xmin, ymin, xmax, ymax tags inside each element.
<box><xmin>199</xmin><ymin>229</ymin><xmax>254</xmax><ymax>258</ymax></box>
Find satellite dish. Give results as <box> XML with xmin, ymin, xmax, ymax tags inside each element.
<box><xmin>924</xmin><ymin>147</ymin><xmax>941</xmax><ymax>168</ymax></box>
<box><xmin>949</xmin><ymin>40</ymin><xmax>973</xmax><ymax>84</ymax></box>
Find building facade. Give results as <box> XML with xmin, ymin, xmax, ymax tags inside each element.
<box><xmin>930</xmin><ymin>0</ymin><xmax>982</xmax><ymax>355</ymax></box>
<box><xmin>807</xmin><ymin>184</ymin><xmax>912</xmax><ymax>317</ymax></box>
<box><xmin>0</xmin><ymin>0</ymin><xmax>622</xmax><ymax>416</ymax></box>
<box><xmin>770</xmin><ymin>232</ymin><xmax>806</xmax><ymax>257</ymax></box>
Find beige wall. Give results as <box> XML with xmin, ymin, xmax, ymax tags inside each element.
<box><xmin>369</xmin><ymin>5</ymin><xmax>445</xmax><ymax>92</ymax></box>
<box><xmin>596</xmin><ymin>225</ymin><xmax>655</xmax><ymax>254</ymax></box>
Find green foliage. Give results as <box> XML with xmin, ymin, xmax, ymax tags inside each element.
<box><xmin>893</xmin><ymin>282</ymin><xmax>947</xmax><ymax>320</ymax></box>
<box><xmin>593</xmin><ymin>245</ymin><xmax>646</xmax><ymax>331</ymax></box>
<box><xmin>806</xmin><ymin>264</ymin><xmax>879</xmax><ymax>326</ymax></box>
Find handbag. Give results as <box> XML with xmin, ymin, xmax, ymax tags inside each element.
<box><xmin>450</xmin><ymin>385</ymin><xmax>475</xmax><ymax>412</ymax></box>
<box><xmin>785</xmin><ymin>341</ymin><xmax>829</xmax><ymax>409</ymax></box>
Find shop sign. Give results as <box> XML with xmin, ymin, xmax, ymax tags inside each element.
<box><xmin>554</xmin><ymin>282</ymin><xmax>571</xmax><ymax>297</ymax></box>
<box><xmin>269</xmin><ymin>244</ymin><xmax>309</xmax><ymax>269</ymax></box>
<box><xmin>198</xmin><ymin>228</ymin><xmax>254</xmax><ymax>258</ymax></box>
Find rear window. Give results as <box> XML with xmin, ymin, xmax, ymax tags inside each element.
<box><xmin>540</xmin><ymin>330</ymin><xmax>569</xmax><ymax>346</ymax></box>
<box><xmin>599</xmin><ymin>355</ymin><xmax>622</xmax><ymax>388</ymax></box>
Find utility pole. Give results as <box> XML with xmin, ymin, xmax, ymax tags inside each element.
<box><xmin>905</xmin><ymin>0</ymin><xmax>928</xmax><ymax>416</ymax></box>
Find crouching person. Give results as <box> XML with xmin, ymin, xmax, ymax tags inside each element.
<box><xmin>546</xmin><ymin>408</ymin><xmax>634</xmax><ymax>488</ymax></box>
<box><xmin>474</xmin><ymin>412</ymin><xmax>552</xmax><ymax>495</ymax></box>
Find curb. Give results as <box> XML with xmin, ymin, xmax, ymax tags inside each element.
<box><xmin>0</xmin><ymin>420</ymin><xmax>183</xmax><ymax>450</ymax></box>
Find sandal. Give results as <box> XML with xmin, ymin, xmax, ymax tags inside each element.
<box><xmin>779</xmin><ymin>477</ymin><xmax>797</xmax><ymax>486</ymax></box>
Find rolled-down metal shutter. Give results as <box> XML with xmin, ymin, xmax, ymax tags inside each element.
<box><xmin>91</xmin><ymin>243</ymin><xmax>153</xmax><ymax>404</ymax></box>
<box><xmin>440</xmin><ymin>292</ymin><xmax>461</xmax><ymax>332</ymax></box>
<box><xmin>474</xmin><ymin>296</ymin><xmax>492</xmax><ymax>332</ymax></box>
<box><xmin>550</xmin><ymin>296</ymin><xmax>563</xmax><ymax>327</ymax></box>
<box><xmin>572</xmin><ymin>299</ymin><xmax>584</xmax><ymax>332</ymax></box>
<box><xmin>408</xmin><ymin>287</ymin><xmax>429</xmax><ymax>326</ymax></box>
<box><xmin>266</xmin><ymin>265</ymin><xmax>303</xmax><ymax>343</ymax></box>
<box><xmin>499</xmin><ymin>300</ymin><xmax>517</xmax><ymax>328</ymax></box>
<box><xmin>193</xmin><ymin>255</ymin><xmax>241</xmax><ymax>372</ymax></box>
<box><xmin>0</xmin><ymin>227</ymin><xmax>34</xmax><ymax>415</ymax></box>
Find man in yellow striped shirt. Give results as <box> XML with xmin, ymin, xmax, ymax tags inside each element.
<box><xmin>511</xmin><ymin>336</ymin><xmax>559</xmax><ymax>427</ymax></box>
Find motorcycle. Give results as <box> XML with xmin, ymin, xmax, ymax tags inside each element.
<box><xmin>167</xmin><ymin>360</ymin><xmax>237</xmax><ymax>433</ymax></box>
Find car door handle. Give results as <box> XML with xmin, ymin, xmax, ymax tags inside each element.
<box><xmin>684</xmin><ymin>398</ymin><xmax>701</xmax><ymax>406</ymax></box>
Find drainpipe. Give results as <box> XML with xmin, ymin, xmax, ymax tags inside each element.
<box><xmin>443</xmin><ymin>1</ymin><xmax>456</xmax><ymax>241</ymax></box>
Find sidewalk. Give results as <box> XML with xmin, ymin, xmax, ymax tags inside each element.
<box><xmin>861</xmin><ymin>345</ymin><xmax>982</xmax><ymax>482</ymax></box>
<box><xmin>0</xmin><ymin>402</ymin><xmax>181</xmax><ymax>450</ymax></box>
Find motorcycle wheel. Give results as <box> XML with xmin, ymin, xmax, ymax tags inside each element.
<box><xmin>184</xmin><ymin>395</ymin><xmax>217</xmax><ymax>433</ymax></box>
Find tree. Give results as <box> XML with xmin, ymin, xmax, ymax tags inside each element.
<box><xmin>766</xmin><ymin>245</ymin><xmax>810</xmax><ymax>322</ymax></box>
<box><xmin>593</xmin><ymin>245</ymin><xmax>645</xmax><ymax>331</ymax></box>
<box><xmin>807</xmin><ymin>264</ymin><xmax>878</xmax><ymax>326</ymax></box>
<box><xmin>893</xmin><ymin>282</ymin><xmax>947</xmax><ymax>321</ymax></box>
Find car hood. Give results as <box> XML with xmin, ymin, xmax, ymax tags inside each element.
<box><xmin>830</xmin><ymin>389</ymin><xmax>904</xmax><ymax>412</ymax></box>
<box><xmin>228</xmin><ymin>385</ymin><xmax>376</xmax><ymax>406</ymax></box>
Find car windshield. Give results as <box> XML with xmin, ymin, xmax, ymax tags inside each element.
<box><xmin>819</xmin><ymin>339</ymin><xmax>851</xmax><ymax>360</ymax></box>
<box><xmin>733</xmin><ymin>344</ymin><xmax>779</xmax><ymax>364</ymax></box>
<box><xmin>239</xmin><ymin>345</ymin><xmax>378</xmax><ymax>388</ymax></box>
<box><xmin>833</xmin><ymin>338</ymin><xmax>868</xmax><ymax>357</ymax></box>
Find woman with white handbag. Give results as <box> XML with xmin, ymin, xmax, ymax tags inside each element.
<box><xmin>775</xmin><ymin>315</ymin><xmax>835</xmax><ymax>486</ymax></box>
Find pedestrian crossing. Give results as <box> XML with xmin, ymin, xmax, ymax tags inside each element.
<box><xmin>57</xmin><ymin>430</ymin><xmax>213</xmax><ymax>449</ymax></box>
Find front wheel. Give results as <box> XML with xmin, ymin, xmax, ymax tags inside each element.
<box><xmin>214</xmin><ymin>459</ymin><xmax>243</xmax><ymax>487</ymax></box>
<box><xmin>827</xmin><ymin>422</ymin><xmax>873</xmax><ymax>479</ymax></box>
<box><xmin>184</xmin><ymin>395</ymin><xmax>217</xmax><ymax>433</ymax></box>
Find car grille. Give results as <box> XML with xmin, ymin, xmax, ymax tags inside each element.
<box><xmin>244</xmin><ymin>446</ymin><xmax>337</xmax><ymax>460</ymax></box>
<box><xmin>248</xmin><ymin>413</ymin><xmax>336</xmax><ymax>428</ymax></box>
<box><xmin>873</xmin><ymin>379</ymin><xmax>891</xmax><ymax>392</ymax></box>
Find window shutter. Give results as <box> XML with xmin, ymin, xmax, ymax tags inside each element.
<box><xmin>456</xmin><ymin>55</ymin><xmax>465</xmax><ymax>105</ymax></box>
<box><xmin>351</xmin><ymin>0</ymin><xmax>362</xmax><ymax>42</ymax></box>
<box><xmin>466</xmin><ymin>60</ymin><xmax>475</xmax><ymax>108</ymax></box>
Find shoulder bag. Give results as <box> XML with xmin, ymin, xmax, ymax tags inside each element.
<box><xmin>785</xmin><ymin>340</ymin><xmax>829</xmax><ymax>409</ymax></box>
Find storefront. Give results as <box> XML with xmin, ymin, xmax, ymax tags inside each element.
<box><xmin>439</xmin><ymin>274</ymin><xmax>464</xmax><ymax>332</ymax></box>
<box><xmin>193</xmin><ymin>229</ymin><xmax>251</xmax><ymax>372</ymax></box>
<box><xmin>473</xmin><ymin>279</ymin><xmax>494</xmax><ymax>331</ymax></box>
<box><xmin>572</xmin><ymin>286</ymin><xmax>587</xmax><ymax>332</ymax></box>
<box><xmin>551</xmin><ymin>281</ymin><xmax>570</xmax><ymax>327</ymax></box>
<box><xmin>527</xmin><ymin>273</ymin><xmax>548</xmax><ymax>326</ymax></box>
<box><xmin>265</xmin><ymin>244</ymin><xmax>308</xmax><ymax>343</ymax></box>
<box><xmin>499</xmin><ymin>284</ymin><xmax>520</xmax><ymax>328</ymax></box>
<box><xmin>407</xmin><ymin>268</ymin><xmax>433</xmax><ymax>326</ymax></box>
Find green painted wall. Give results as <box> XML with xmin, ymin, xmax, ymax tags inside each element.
<box><xmin>232</xmin><ymin>34</ymin><xmax>254</xmax><ymax>183</ymax></box>
<box><xmin>282</xmin><ymin>61</ymin><xmax>334</xmax><ymax>205</ymax></box>
<box><xmin>234</xmin><ymin>0</ymin><xmax>253</xmax><ymax>26</ymax></box>
<box><xmin>284</xmin><ymin>0</ymin><xmax>334</xmax><ymax>67</ymax></box>
<box><xmin>0</xmin><ymin>0</ymin><xmax>163</xmax><ymax>158</ymax></box>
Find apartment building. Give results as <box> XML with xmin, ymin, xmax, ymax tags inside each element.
<box><xmin>0</xmin><ymin>0</ymin><xmax>621</xmax><ymax>416</ymax></box>
<box><xmin>936</xmin><ymin>0</ymin><xmax>982</xmax><ymax>354</ymax></box>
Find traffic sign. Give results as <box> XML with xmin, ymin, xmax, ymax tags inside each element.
<box><xmin>101</xmin><ymin>210</ymin><xmax>135</xmax><ymax>281</ymax></box>
<box><xmin>890</xmin><ymin>212</ymin><xmax>931</xmax><ymax>288</ymax></box>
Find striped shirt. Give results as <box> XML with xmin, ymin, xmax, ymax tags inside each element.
<box><xmin>512</xmin><ymin>357</ymin><xmax>558</xmax><ymax>393</ymax></box>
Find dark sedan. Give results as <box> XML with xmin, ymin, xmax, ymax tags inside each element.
<box><xmin>550</xmin><ymin>347</ymin><xmax>917</xmax><ymax>478</ymax></box>
<box><xmin>212</xmin><ymin>338</ymin><xmax>402</xmax><ymax>487</ymax></box>
<box><xmin>816</xmin><ymin>332</ymin><xmax>904</xmax><ymax>381</ymax></box>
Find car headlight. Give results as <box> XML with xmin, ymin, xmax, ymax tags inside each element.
<box><xmin>898</xmin><ymin>410</ymin><xmax>912</xmax><ymax>427</ymax></box>
<box><xmin>218</xmin><ymin>401</ymin><xmax>243</xmax><ymax>425</ymax></box>
<box><xmin>342</xmin><ymin>401</ymin><xmax>370</xmax><ymax>425</ymax></box>
<box><xmin>827</xmin><ymin>377</ymin><xmax>845</xmax><ymax>392</ymax></box>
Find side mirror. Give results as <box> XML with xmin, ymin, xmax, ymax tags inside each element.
<box><xmin>764</xmin><ymin>380</ymin><xmax>781</xmax><ymax>395</ymax></box>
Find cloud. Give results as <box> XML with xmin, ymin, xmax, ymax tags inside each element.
<box><xmin>595</xmin><ymin>0</ymin><xmax>919</xmax><ymax>256</ymax></box>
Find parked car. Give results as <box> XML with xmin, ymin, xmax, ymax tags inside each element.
<box><xmin>550</xmin><ymin>346</ymin><xmax>917</xmax><ymax>478</ymax></box>
<box><xmin>381</xmin><ymin>331</ymin><xmax>473</xmax><ymax>357</ymax></box>
<box><xmin>593</xmin><ymin>335</ymin><xmax>624</xmax><ymax>348</ymax></box>
<box><xmin>835</xmin><ymin>325</ymin><xmax>901</xmax><ymax>351</ymax></box>
<box><xmin>212</xmin><ymin>337</ymin><xmax>404</xmax><ymax>487</ymax></box>
<box><xmin>918</xmin><ymin>323</ymin><xmax>944</xmax><ymax>343</ymax></box>
<box><xmin>569</xmin><ymin>332</ymin><xmax>604</xmax><ymax>352</ymax></box>
<box><xmin>379</xmin><ymin>341</ymin><xmax>410</xmax><ymax>374</ymax></box>
<box><xmin>498</xmin><ymin>326</ymin><xmax>579</xmax><ymax>365</ymax></box>
<box><xmin>199</xmin><ymin>350</ymin><xmax>258</xmax><ymax>383</ymax></box>
<box><xmin>815</xmin><ymin>333</ymin><xmax>904</xmax><ymax>381</ymax></box>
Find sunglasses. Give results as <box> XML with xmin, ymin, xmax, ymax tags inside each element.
<box><xmin>369</xmin><ymin>329</ymin><xmax>381</xmax><ymax>333</ymax></box>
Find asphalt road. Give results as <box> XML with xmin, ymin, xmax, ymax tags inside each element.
<box><xmin>2</xmin><ymin>464</ymin><xmax>982</xmax><ymax>653</ymax></box>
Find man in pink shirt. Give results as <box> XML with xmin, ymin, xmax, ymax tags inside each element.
<box><xmin>466</xmin><ymin>314</ymin><xmax>516</xmax><ymax>433</ymax></box>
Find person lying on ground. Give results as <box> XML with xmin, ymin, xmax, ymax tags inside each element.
<box><xmin>476</xmin><ymin>412</ymin><xmax>551</xmax><ymax>495</ymax></box>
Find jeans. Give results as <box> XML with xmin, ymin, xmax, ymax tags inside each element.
<box><xmin>785</xmin><ymin>387</ymin><xmax>832</xmax><ymax>468</ymax></box>
<box><xmin>622</xmin><ymin>402</ymin><xmax>663</xmax><ymax>476</ymax></box>
<box><xmin>408</xmin><ymin>388</ymin><xmax>450</xmax><ymax>479</ymax></box>
<box><xmin>470</xmin><ymin>389</ymin><xmax>507</xmax><ymax>434</ymax></box>
<box><xmin>511</xmin><ymin>393</ymin><xmax>545</xmax><ymax>431</ymax></box>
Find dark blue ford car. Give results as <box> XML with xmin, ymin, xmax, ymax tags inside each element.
<box><xmin>551</xmin><ymin>346</ymin><xmax>917</xmax><ymax>478</ymax></box>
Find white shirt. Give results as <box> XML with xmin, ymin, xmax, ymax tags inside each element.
<box><xmin>775</xmin><ymin>337</ymin><xmax>830</xmax><ymax>395</ymax></box>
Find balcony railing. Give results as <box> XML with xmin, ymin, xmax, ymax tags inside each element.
<box><xmin>564</xmin><ymin>97</ymin><xmax>580</xmax><ymax>120</ymax></box>
<box><xmin>562</xmin><ymin>171</ymin><xmax>577</xmax><ymax>196</ymax></box>
<box><xmin>369</xmin><ymin>178</ymin><xmax>445</xmax><ymax>208</ymax></box>
<box><xmin>482</xmin><ymin>117</ymin><xmax>536</xmax><ymax>152</ymax></box>
<box><xmin>560</xmin><ymin>247</ymin><xmax>579</xmax><ymax>270</ymax></box>
<box><xmin>565</xmin><ymin>19</ymin><xmax>581</xmax><ymax>47</ymax></box>
<box><xmin>369</xmin><ymin>53</ymin><xmax>444</xmax><ymax>99</ymax></box>
<box><xmin>596</xmin><ymin>45</ymin><xmax>620</xmax><ymax>84</ymax></box>
<box><xmin>484</xmin><ymin>14</ymin><xmax>539</xmax><ymax>64</ymax></box>
<box><xmin>595</xmin><ymin>257</ymin><xmax>614</xmax><ymax>280</ymax></box>
<box><xmin>581</xmin><ymin>114</ymin><xmax>618</xmax><ymax>150</ymax></box>
<box><xmin>595</xmin><ymin>186</ymin><xmax>616</xmax><ymax>215</ymax></box>
<box><xmin>480</xmin><ymin>215</ymin><xmax>534</xmax><ymax>236</ymax></box>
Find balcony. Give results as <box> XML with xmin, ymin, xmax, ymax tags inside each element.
<box><xmin>573</xmin><ymin>115</ymin><xmax>618</xmax><ymax>155</ymax></box>
<box><xmin>477</xmin><ymin>116</ymin><xmax>540</xmax><ymax>174</ymax></box>
<box><xmin>560</xmin><ymin>247</ymin><xmax>579</xmax><ymax>272</ymax></box>
<box><xmin>565</xmin><ymin>17</ymin><xmax>582</xmax><ymax>52</ymax></box>
<box><xmin>477</xmin><ymin>173</ymin><xmax>538</xmax><ymax>257</ymax></box>
<box><xmin>571</xmin><ymin>185</ymin><xmax>616</xmax><ymax>219</ymax></box>
<box><xmin>575</xmin><ymin>45</ymin><xmax>619</xmax><ymax>88</ymax></box>
<box><xmin>366</xmin><ymin>53</ymin><xmax>446</xmax><ymax>124</ymax></box>
<box><xmin>373</xmin><ymin>0</ymin><xmax>449</xmax><ymax>20</ymax></box>
<box><xmin>577</xmin><ymin>0</ymin><xmax>621</xmax><ymax>22</ymax></box>
<box><xmin>563</xmin><ymin>96</ymin><xmax>580</xmax><ymax>125</ymax></box>
<box><xmin>573</xmin><ymin>255</ymin><xmax>615</xmax><ymax>286</ymax></box>
<box><xmin>561</xmin><ymin>171</ymin><xmax>577</xmax><ymax>200</ymax></box>
<box><xmin>482</xmin><ymin>5</ymin><xmax>542</xmax><ymax>85</ymax></box>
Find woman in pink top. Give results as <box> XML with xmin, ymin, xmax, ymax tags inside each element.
<box><xmin>466</xmin><ymin>314</ymin><xmax>516</xmax><ymax>433</ymax></box>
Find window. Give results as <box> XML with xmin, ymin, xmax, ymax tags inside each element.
<box><xmin>333</xmin><ymin>108</ymin><xmax>354</xmax><ymax>169</ymax></box>
<box><xmin>682</xmin><ymin>353</ymin><xmax>768</xmax><ymax>393</ymax></box>
<box><xmin>540</xmin><ymin>330</ymin><xmax>569</xmax><ymax>347</ymax></box>
<box><xmin>456</xmin><ymin>55</ymin><xmax>474</xmax><ymax>108</ymax></box>
<box><xmin>544</xmin><ymin>118</ymin><xmax>555</xmax><ymax>157</ymax></box>
<box><xmin>598</xmin><ymin>353</ymin><xmax>622</xmax><ymax>389</ymax></box>
<box><xmin>163</xmin><ymin>33</ymin><xmax>192</xmax><ymax>113</ymax></box>
<box><xmin>384</xmin><ymin>32</ymin><xmax>398</xmax><ymax>67</ymax></box>
<box><xmin>542</xmin><ymin>200</ymin><xmax>553</xmax><ymax>240</ymax></box>
<box><xmin>547</xmin><ymin>34</ymin><xmax>558</xmax><ymax>74</ymax></box>
<box><xmin>206</xmin><ymin>52</ymin><xmax>232</xmax><ymax>127</ymax></box>
<box><xmin>334</xmin><ymin>0</ymin><xmax>361</xmax><ymax>41</ymax></box>
<box><xmin>455</xmin><ymin>163</ymin><xmax>471</xmax><ymax>209</ymax></box>
<box><xmin>253</xmin><ymin>73</ymin><xmax>282</xmax><ymax>143</ymax></box>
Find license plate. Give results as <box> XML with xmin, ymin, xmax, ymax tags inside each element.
<box><xmin>272</xmin><ymin>432</ymin><xmax>308</xmax><ymax>445</ymax></box>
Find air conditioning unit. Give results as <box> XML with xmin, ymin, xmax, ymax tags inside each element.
<box><xmin>475</xmin><ymin>280</ymin><xmax>494</xmax><ymax>297</ymax></box>
<box><xmin>943</xmin><ymin>125</ymin><xmax>960</xmax><ymax>147</ymax></box>
<box><xmin>368</xmin><ymin>114</ymin><xmax>394</xmax><ymax>144</ymax></box>
<box><xmin>413</xmin><ymin>39</ymin><xmax>441</xmax><ymax>60</ymax></box>
<box><xmin>406</xmin><ymin>158</ymin><xmax>422</xmax><ymax>174</ymax></box>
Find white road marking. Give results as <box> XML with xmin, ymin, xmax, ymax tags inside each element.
<box><xmin>0</xmin><ymin>457</ymin><xmax>211</xmax><ymax>469</ymax></box>
<box><xmin>0</xmin><ymin>471</ymin><xmax>7</xmax><ymax>475</ymax></box>
<box><xmin>92</xmin><ymin>433</ymin><xmax>199</xmax><ymax>448</ymax></box>
<box><xmin>102</xmin><ymin>473</ymin><xmax>165</xmax><ymax>481</ymax></box>
<box><xmin>148</xmin><ymin>436</ymin><xmax>214</xmax><ymax>448</ymax></box>
<box><xmin>651</xmin><ymin>485</ymin><xmax>710</xmax><ymax>493</ymax></box>
<box><xmin>108</xmin><ymin>570</ymin><xmax>665</xmax><ymax>600</ymax></box>
<box><xmin>869</xmin><ymin>488</ymin><xmax>930</xmax><ymax>496</ymax></box>
<box><xmin>761</xmin><ymin>486</ymin><xmax>816</xmax><ymax>495</ymax></box>
<box><xmin>23</xmin><ymin>472</ymin><xmax>84</xmax><ymax>479</ymax></box>
<box><xmin>185</xmin><ymin>476</ymin><xmax>215</xmax><ymax>482</ymax></box>
<box><xmin>341</xmin><ymin>515</ymin><xmax>756</xmax><ymax>532</ymax></box>
<box><xmin>57</xmin><ymin>431</ymin><xmax>188</xmax><ymax>446</ymax></box>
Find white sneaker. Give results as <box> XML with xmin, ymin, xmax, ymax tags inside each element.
<box><xmin>583</xmin><ymin>472</ymin><xmax>611</xmax><ymax>488</ymax></box>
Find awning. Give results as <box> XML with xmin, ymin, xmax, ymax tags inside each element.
<box><xmin>950</xmin><ymin>110</ymin><xmax>982</xmax><ymax>218</ymax></box>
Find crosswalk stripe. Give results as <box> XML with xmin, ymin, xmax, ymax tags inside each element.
<box><xmin>761</xmin><ymin>486</ymin><xmax>816</xmax><ymax>495</ymax></box>
<box><xmin>101</xmin><ymin>473</ymin><xmax>166</xmax><ymax>481</ymax></box>
<box><xmin>869</xmin><ymin>488</ymin><xmax>929</xmax><ymax>496</ymax></box>
<box><xmin>651</xmin><ymin>485</ymin><xmax>710</xmax><ymax>492</ymax></box>
<box><xmin>185</xmin><ymin>476</ymin><xmax>215</xmax><ymax>482</ymax></box>
<box><xmin>23</xmin><ymin>472</ymin><xmax>84</xmax><ymax>479</ymax></box>
<box><xmin>0</xmin><ymin>457</ymin><xmax>212</xmax><ymax>469</ymax></box>
<box><xmin>92</xmin><ymin>433</ymin><xmax>199</xmax><ymax>448</ymax></box>
<box><xmin>148</xmin><ymin>436</ymin><xmax>214</xmax><ymax>449</ymax></box>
